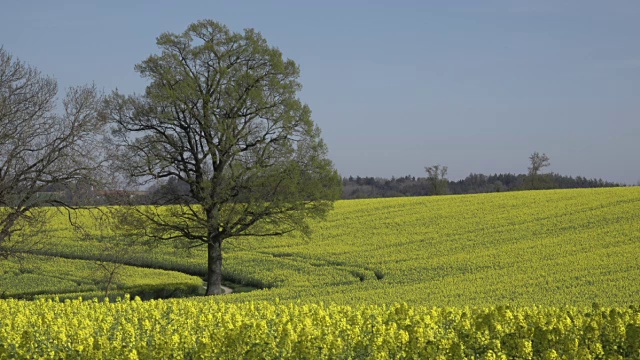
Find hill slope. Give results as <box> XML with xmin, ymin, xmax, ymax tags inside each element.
<box><xmin>221</xmin><ymin>187</ymin><xmax>640</xmax><ymax>305</ymax></box>
<box><xmin>22</xmin><ymin>187</ymin><xmax>640</xmax><ymax>306</ymax></box>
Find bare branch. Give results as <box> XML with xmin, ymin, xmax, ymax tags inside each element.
<box><xmin>0</xmin><ymin>48</ymin><xmax>108</xmax><ymax>258</ymax></box>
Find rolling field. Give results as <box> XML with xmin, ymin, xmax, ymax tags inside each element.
<box><xmin>2</xmin><ymin>187</ymin><xmax>640</xmax><ymax>358</ymax></box>
<box><xmin>21</xmin><ymin>186</ymin><xmax>640</xmax><ymax>306</ymax></box>
<box><xmin>0</xmin><ymin>254</ymin><xmax>203</xmax><ymax>300</ymax></box>
<box><xmin>222</xmin><ymin>187</ymin><xmax>640</xmax><ymax>306</ymax></box>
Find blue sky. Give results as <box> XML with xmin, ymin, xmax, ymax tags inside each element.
<box><xmin>2</xmin><ymin>0</ymin><xmax>639</xmax><ymax>183</ymax></box>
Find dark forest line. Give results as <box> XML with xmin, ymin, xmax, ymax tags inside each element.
<box><xmin>34</xmin><ymin>172</ymin><xmax>623</xmax><ymax>205</ymax></box>
<box><xmin>341</xmin><ymin>172</ymin><xmax>621</xmax><ymax>199</ymax></box>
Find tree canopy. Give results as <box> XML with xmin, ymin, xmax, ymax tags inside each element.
<box><xmin>105</xmin><ymin>20</ymin><xmax>341</xmax><ymax>295</ymax></box>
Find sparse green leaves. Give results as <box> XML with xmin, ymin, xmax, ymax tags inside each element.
<box><xmin>106</xmin><ymin>20</ymin><xmax>341</xmax><ymax>294</ymax></box>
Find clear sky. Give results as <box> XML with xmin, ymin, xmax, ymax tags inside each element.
<box><xmin>2</xmin><ymin>0</ymin><xmax>639</xmax><ymax>184</ymax></box>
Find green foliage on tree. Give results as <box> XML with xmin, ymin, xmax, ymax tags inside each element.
<box><xmin>525</xmin><ymin>152</ymin><xmax>555</xmax><ymax>190</ymax></box>
<box><xmin>105</xmin><ymin>20</ymin><xmax>342</xmax><ymax>295</ymax></box>
<box><xmin>425</xmin><ymin>164</ymin><xmax>449</xmax><ymax>195</ymax></box>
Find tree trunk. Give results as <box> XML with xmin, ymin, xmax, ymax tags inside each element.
<box><xmin>206</xmin><ymin>240</ymin><xmax>223</xmax><ymax>295</ymax></box>
<box><xmin>104</xmin><ymin>271</ymin><xmax>113</xmax><ymax>298</ymax></box>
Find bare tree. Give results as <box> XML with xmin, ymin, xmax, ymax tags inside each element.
<box><xmin>425</xmin><ymin>164</ymin><xmax>449</xmax><ymax>195</ymax></box>
<box><xmin>528</xmin><ymin>152</ymin><xmax>550</xmax><ymax>176</ymax></box>
<box><xmin>0</xmin><ymin>48</ymin><xmax>107</xmax><ymax>259</ymax></box>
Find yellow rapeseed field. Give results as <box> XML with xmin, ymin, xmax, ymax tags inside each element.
<box><xmin>2</xmin><ymin>187</ymin><xmax>639</xmax><ymax>358</ymax></box>
<box><xmin>1</xmin><ymin>298</ymin><xmax>640</xmax><ymax>359</ymax></box>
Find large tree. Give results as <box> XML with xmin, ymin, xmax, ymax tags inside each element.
<box><xmin>106</xmin><ymin>20</ymin><xmax>342</xmax><ymax>295</ymax></box>
<box><xmin>0</xmin><ymin>48</ymin><xmax>106</xmax><ymax>259</ymax></box>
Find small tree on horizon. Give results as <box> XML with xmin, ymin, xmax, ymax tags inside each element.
<box><xmin>528</xmin><ymin>152</ymin><xmax>550</xmax><ymax>176</ymax></box>
<box><xmin>425</xmin><ymin>164</ymin><xmax>449</xmax><ymax>195</ymax></box>
<box><xmin>526</xmin><ymin>152</ymin><xmax>551</xmax><ymax>190</ymax></box>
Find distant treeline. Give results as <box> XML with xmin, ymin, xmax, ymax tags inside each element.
<box><xmin>342</xmin><ymin>173</ymin><xmax>620</xmax><ymax>199</ymax></box>
<box><xmin>33</xmin><ymin>172</ymin><xmax>621</xmax><ymax>205</ymax></box>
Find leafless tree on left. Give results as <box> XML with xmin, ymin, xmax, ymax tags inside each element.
<box><xmin>0</xmin><ymin>47</ymin><xmax>109</xmax><ymax>259</ymax></box>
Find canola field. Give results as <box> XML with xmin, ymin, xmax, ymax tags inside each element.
<box><xmin>23</xmin><ymin>187</ymin><xmax>640</xmax><ymax>306</ymax></box>
<box><xmin>0</xmin><ymin>255</ymin><xmax>202</xmax><ymax>300</ymax></box>
<box><xmin>2</xmin><ymin>187</ymin><xmax>640</xmax><ymax>358</ymax></box>
<box><xmin>1</xmin><ymin>298</ymin><xmax>640</xmax><ymax>359</ymax></box>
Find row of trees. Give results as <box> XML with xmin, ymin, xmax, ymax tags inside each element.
<box><xmin>343</xmin><ymin>172</ymin><xmax>620</xmax><ymax>199</ymax></box>
<box><xmin>342</xmin><ymin>153</ymin><xmax>619</xmax><ymax>199</ymax></box>
<box><xmin>0</xmin><ymin>20</ymin><xmax>342</xmax><ymax>295</ymax></box>
<box><xmin>343</xmin><ymin>173</ymin><xmax>619</xmax><ymax>199</ymax></box>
